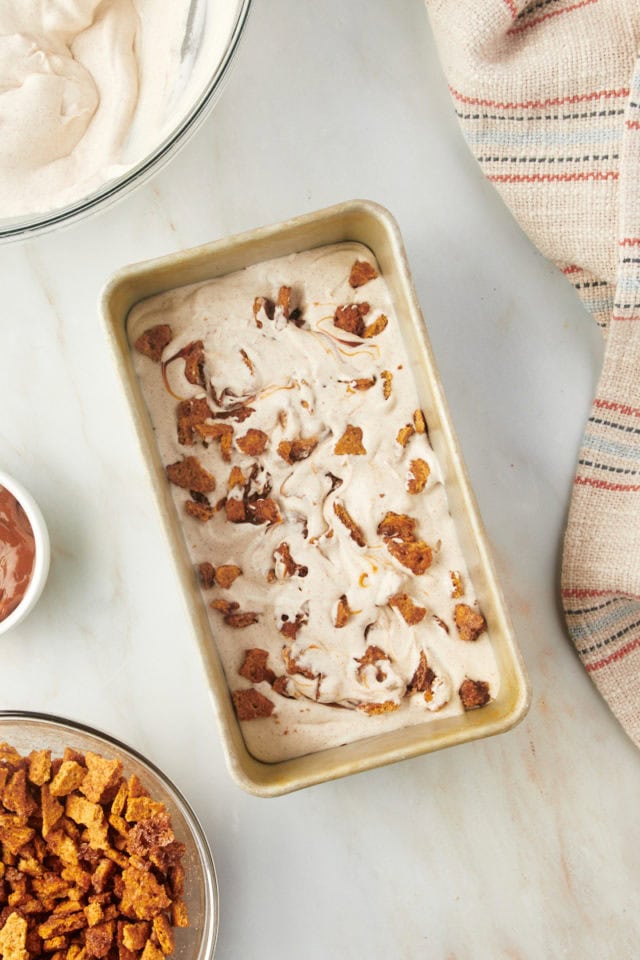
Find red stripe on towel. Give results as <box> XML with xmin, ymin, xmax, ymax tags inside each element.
<box><xmin>593</xmin><ymin>399</ymin><xmax>640</xmax><ymax>419</ymax></box>
<box><xmin>575</xmin><ymin>476</ymin><xmax>640</xmax><ymax>492</ymax></box>
<box><xmin>586</xmin><ymin>637</ymin><xmax>640</xmax><ymax>672</ymax></box>
<box><xmin>488</xmin><ymin>171</ymin><xmax>618</xmax><ymax>184</ymax></box>
<box><xmin>563</xmin><ymin>588</ymin><xmax>640</xmax><ymax>600</ymax></box>
<box><xmin>448</xmin><ymin>87</ymin><xmax>629</xmax><ymax>110</ymax></box>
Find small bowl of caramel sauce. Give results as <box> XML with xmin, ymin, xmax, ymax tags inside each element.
<box><xmin>0</xmin><ymin>471</ymin><xmax>50</xmax><ymax>635</ymax></box>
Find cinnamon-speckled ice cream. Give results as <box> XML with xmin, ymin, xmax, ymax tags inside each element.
<box><xmin>128</xmin><ymin>242</ymin><xmax>499</xmax><ymax>762</ymax></box>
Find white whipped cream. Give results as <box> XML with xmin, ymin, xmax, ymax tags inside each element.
<box><xmin>129</xmin><ymin>243</ymin><xmax>500</xmax><ymax>762</ymax></box>
<box><xmin>0</xmin><ymin>0</ymin><xmax>239</xmax><ymax>220</ymax></box>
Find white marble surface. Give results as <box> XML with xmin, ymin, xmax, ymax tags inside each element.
<box><xmin>1</xmin><ymin>1</ymin><xmax>639</xmax><ymax>957</ymax></box>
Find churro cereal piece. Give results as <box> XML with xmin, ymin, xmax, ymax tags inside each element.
<box><xmin>407</xmin><ymin>459</ymin><xmax>430</xmax><ymax>494</ymax></box>
<box><xmin>210</xmin><ymin>599</ymin><xmax>259</xmax><ymax>629</ymax></box>
<box><xmin>407</xmin><ymin>651</ymin><xmax>435</xmax><ymax>694</ymax></box>
<box><xmin>348</xmin><ymin>377</ymin><xmax>376</xmax><ymax>391</ymax></box>
<box><xmin>3</xmin><ymin>770</ymin><xmax>36</xmax><ymax>818</ymax></box>
<box><xmin>413</xmin><ymin>409</ymin><xmax>427</xmax><ymax>435</ymax></box>
<box><xmin>377</xmin><ymin>512</ymin><xmax>416</xmax><ymax>540</ymax></box>
<box><xmin>232</xmin><ymin>689</ymin><xmax>275</xmax><ymax>721</ymax></box>
<box><xmin>49</xmin><ymin>762</ymin><xmax>85</xmax><ymax>798</ymax></box>
<box><xmin>356</xmin><ymin>645</ymin><xmax>390</xmax><ymax>683</ymax></box>
<box><xmin>228</xmin><ymin>466</ymin><xmax>246</xmax><ymax>490</ymax></box>
<box><xmin>194</xmin><ymin>422</ymin><xmax>234</xmax><ymax>462</ymax></box>
<box><xmin>388</xmin><ymin>593</ymin><xmax>427</xmax><ymax>625</ymax></box>
<box><xmin>236</xmin><ymin>429</ymin><xmax>268</xmax><ymax>456</ymax></box>
<box><xmin>333</xmin><ymin>302</ymin><xmax>370</xmax><ymax>337</ymax></box>
<box><xmin>152</xmin><ymin>914</ymin><xmax>175</xmax><ymax>955</ymax></box>
<box><xmin>386</xmin><ymin>538</ymin><xmax>433</xmax><ymax>576</ymax></box>
<box><xmin>84</xmin><ymin>922</ymin><xmax>114</xmax><ymax>958</ymax></box>
<box><xmin>134</xmin><ymin>326</ymin><xmax>172</xmax><ymax>363</ymax></box>
<box><xmin>197</xmin><ymin>562</ymin><xmax>216</xmax><ymax>589</ymax></box>
<box><xmin>184</xmin><ymin>500</ymin><xmax>214</xmax><ymax>522</ymax></box>
<box><xmin>450</xmin><ymin>571</ymin><xmax>464</xmax><ymax>599</ymax></box>
<box><xmin>459</xmin><ymin>678</ymin><xmax>491</xmax><ymax>710</ymax></box>
<box><xmin>238</xmin><ymin>649</ymin><xmax>276</xmax><ymax>685</ymax></box>
<box><xmin>334</xmin><ymin>425</ymin><xmax>366</xmax><ymax>456</ymax></box>
<box><xmin>362</xmin><ymin>313</ymin><xmax>388</xmax><ymax>338</ymax></box>
<box><xmin>27</xmin><ymin>750</ymin><xmax>51</xmax><ymax>787</ymax></box>
<box><xmin>249</xmin><ymin>498</ymin><xmax>281</xmax><ymax>526</ymax></box>
<box><xmin>178</xmin><ymin>340</ymin><xmax>206</xmax><ymax>388</ymax></box>
<box><xmin>165</xmin><ymin>457</ymin><xmax>215</xmax><ymax>494</ymax></box>
<box><xmin>120</xmin><ymin>866</ymin><xmax>171</xmax><ymax>921</ymax></box>
<box><xmin>273</xmin><ymin>543</ymin><xmax>307</xmax><ymax>579</ymax></box>
<box><xmin>396</xmin><ymin>424</ymin><xmax>415</xmax><ymax>448</ymax></box>
<box><xmin>358</xmin><ymin>701</ymin><xmax>399</xmax><ymax>716</ymax></box>
<box><xmin>81</xmin><ymin>754</ymin><xmax>123</xmax><ymax>805</ymax></box>
<box><xmin>333</xmin><ymin>501</ymin><xmax>366</xmax><ymax>547</ymax></box>
<box><xmin>454</xmin><ymin>603</ymin><xmax>486</xmax><ymax>642</ymax></box>
<box><xmin>349</xmin><ymin>260</ymin><xmax>378</xmax><ymax>288</ymax></box>
<box><xmin>253</xmin><ymin>296</ymin><xmax>273</xmax><ymax>327</ymax></box>
<box><xmin>0</xmin><ymin>912</ymin><xmax>28</xmax><ymax>960</ymax></box>
<box><xmin>214</xmin><ymin>565</ymin><xmax>242</xmax><ymax>588</ymax></box>
<box><xmin>277</xmin><ymin>437</ymin><xmax>318</xmax><ymax>464</ymax></box>
<box><xmin>334</xmin><ymin>595</ymin><xmax>353</xmax><ymax>628</ymax></box>
<box><xmin>122</xmin><ymin>923</ymin><xmax>150</xmax><ymax>951</ymax></box>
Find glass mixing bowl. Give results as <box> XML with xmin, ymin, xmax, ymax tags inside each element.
<box><xmin>0</xmin><ymin>711</ymin><xmax>219</xmax><ymax>959</ymax></box>
<box><xmin>0</xmin><ymin>0</ymin><xmax>251</xmax><ymax>242</ymax></box>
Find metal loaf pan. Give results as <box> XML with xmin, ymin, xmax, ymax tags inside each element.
<box><xmin>101</xmin><ymin>200</ymin><xmax>530</xmax><ymax>796</ymax></box>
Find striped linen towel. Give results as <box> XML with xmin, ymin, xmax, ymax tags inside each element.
<box><xmin>425</xmin><ymin>0</ymin><xmax>640</xmax><ymax>746</ymax></box>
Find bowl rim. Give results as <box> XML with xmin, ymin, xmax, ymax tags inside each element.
<box><xmin>0</xmin><ymin>0</ymin><xmax>253</xmax><ymax>243</ymax></box>
<box><xmin>0</xmin><ymin>470</ymin><xmax>51</xmax><ymax>636</ymax></box>
<box><xmin>0</xmin><ymin>708</ymin><xmax>220</xmax><ymax>958</ymax></box>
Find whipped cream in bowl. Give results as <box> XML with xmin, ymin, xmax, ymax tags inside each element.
<box><xmin>0</xmin><ymin>0</ymin><xmax>251</xmax><ymax>240</ymax></box>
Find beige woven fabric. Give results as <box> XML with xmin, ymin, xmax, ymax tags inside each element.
<box><xmin>426</xmin><ymin>0</ymin><xmax>640</xmax><ymax>745</ymax></box>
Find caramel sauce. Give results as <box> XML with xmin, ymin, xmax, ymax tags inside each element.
<box><xmin>0</xmin><ymin>486</ymin><xmax>35</xmax><ymax>622</ymax></box>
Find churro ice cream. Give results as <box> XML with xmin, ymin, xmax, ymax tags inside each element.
<box><xmin>128</xmin><ymin>243</ymin><xmax>499</xmax><ymax>762</ymax></box>
<box><xmin>0</xmin><ymin>0</ymin><xmax>239</xmax><ymax>220</ymax></box>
